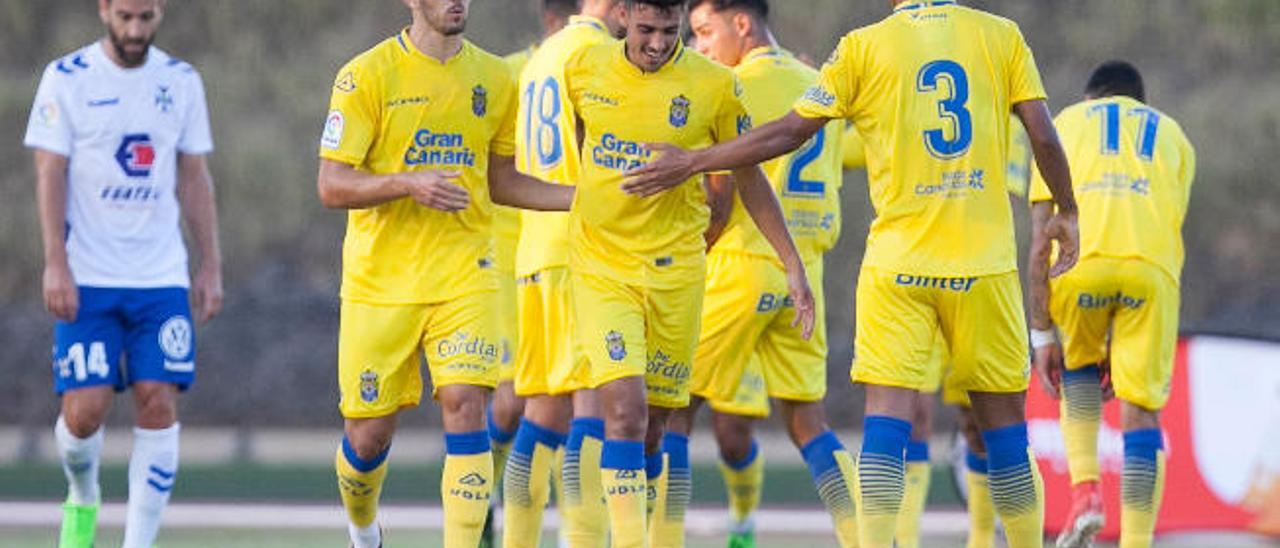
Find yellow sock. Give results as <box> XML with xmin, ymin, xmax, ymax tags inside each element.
<box><xmin>646</xmin><ymin>452</ymin><xmax>669</xmax><ymax>547</ymax></box>
<box><xmin>802</xmin><ymin>431</ymin><xmax>860</xmax><ymax>548</ymax></box>
<box><xmin>648</xmin><ymin>432</ymin><xmax>690</xmax><ymax>548</ymax></box>
<box><xmin>552</xmin><ymin>444</ymin><xmax>565</xmax><ymax>508</ymax></box>
<box><xmin>718</xmin><ymin>442</ymin><xmax>763</xmax><ymax>527</ymax></box>
<box><xmin>964</xmin><ymin>455</ymin><xmax>996</xmax><ymax>548</ymax></box>
<box><xmin>503</xmin><ymin>420</ymin><xmax>565</xmax><ymax>548</ymax></box>
<box><xmin>335</xmin><ymin>438</ymin><xmax>389</xmax><ymax>529</ymax></box>
<box><xmin>1061</xmin><ymin>366</ymin><xmax>1103</xmax><ymax>485</ymax></box>
<box><xmin>601</xmin><ymin>440</ymin><xmax>647</xmax><ymax>548</ymax></box>
<box><xmin>1120</xmin><ymin>431</ymin><xmax>1166</xmax><ymax>548</ymax></box>
<box><xmin>563</xmin><ymin>419</ymin><xmax>608</xmax><ymax>548</ymax></box>
<box><xmin>895</xmin><ymin>458</ymin><xmax>932</xmax><ymax>548</ymax></box>
<box><xmin>442</xmin><ymin>431</ymin><xmax>494</xmax><ymax>548</ymax></box>
<box><xmin>983</xmin><ymin>424</ymin><xmax>1045</xmax><ymax>548</ymax></box>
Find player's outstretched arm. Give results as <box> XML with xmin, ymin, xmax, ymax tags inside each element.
<box><xmin>1028</xmin><ymin>199</ymin><xmax>1063</xmax><ymax>398</ymax></box>
<box><xmin>177</xmin><ymin>153</ymin><xmax>224</xmax><ymax>325</ymax></box>
<box><xmin>487</xmin><ymin>154</ymin><xmax>574</xmax><ymax>211</ymax></box>
<box><xmin>317</xmin><ymin>159</ymin><xmax>468</xmax><ymax>211</ymax></box>
<box><xmin>623</xmin><ymin>112</ymin><xmax>828</xmax><ymax>197</ymax></box>
<box><xmin>33</xmin><ymin>149</ymin><xmax>77</xmax><ymax>322</ymax></box>
<box><xmin>1016</xmin><ymin>99</ymin><xmax>1079</xmax><ymax>278</ymax></box>
<box><xmin>732</xmin><ymin>165</ymin><xmax>815</xmax><ymax>340</ymax></box>
<box><xmin>703</xmin><ymin>174</ymin><xmax>734</xmax><ymax>251</ymax></box>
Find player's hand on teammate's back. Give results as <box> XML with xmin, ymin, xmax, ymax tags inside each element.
<box><xmin>623</xmin><ymin>143</ymin><xmax>697</xmax><ymax>197</ymax></box>
<box><xmin>404</xmin><ymin>170</ymin><xmax>469</xmax><ymax>211</ymax></box>
<box><xmin>1044</xmin><ymin>209</ymin><xmax>1080</xmax><ymax>278</ymax></box>
<box><xmin>192</xmin><ymin>264</ymin><xmax>223</xmax><ymax>325</ymax></box>
<box><xmin>1033</xmin><ymin>342</ymin><xmax>1065</xmax><ymax>398</ymax></box>
<box><xmin>786</xmin><ymin>266</ymin><xmax>816</xmax><ymax>341</ymax></box>
<box><xmin>42</xmin><ymin>262</ymin><xmax>78</xmax><ymax>322</ymax></box>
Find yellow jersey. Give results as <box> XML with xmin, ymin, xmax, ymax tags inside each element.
<box><xmin>843</xmin><ymin>122</ymin><xmax>867</xmax><ymax>170</ymax></box>
<box><xmin>514</xmin><ymin>16</ymin><xmax>614</xmax><ymax>277</ymax></box>
<box><xmin>713</xmin><ymin>47</ymin><xmax>845</xmax><ymax>264</ymax></box>
<box><xmin>320</xmin><ymin>33</ymin><xmax>518</xmax><ymax>304</ymax></box>
<box><xmin>794</xmin><ymin>0</ymin><xmax>1047</xmax><ymax>277</ymax></box>
<box><xmin>1030</xmin><ymin>96</ymin><xmax>1195</xmax><ymax>282</ymax></box>
<box><xmin>488</xmin><ymin>47</ymin><xmax>540</xmax><ymax>275</ymax></box>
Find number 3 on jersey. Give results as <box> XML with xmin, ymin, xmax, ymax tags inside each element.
<box><xmin>523</xmin><ymin>77</ymin><xmax>563</xmax><ymax>169</ymax></box>
<box><xmin>917</xmin><ymin>60</ymin><xmax>972</xmax><ymax>159</ymax></box>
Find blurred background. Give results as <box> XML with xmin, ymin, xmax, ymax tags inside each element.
<box><xmin>0</xmin><ymin>1</ymin><xmax>1278</xmax><ymax>542</ymax></box>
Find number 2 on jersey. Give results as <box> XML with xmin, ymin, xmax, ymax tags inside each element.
<box><xmin>917</xmin><ymin>60</ymin><xmax>972</xmax><ymax>159</ymax></box>
<box><xmin>1088</xmin><ymin>102</ymin><xmax>1161</xmax><ymax>161</ymax></box>
<box><xmin>785</xmin><ymin>127</ymin><xmax>827</xmax><ymax>197</ymax></box>
<box><xmin>522</xmin><ymin>77</ymin><xmax>563</xmax><ymax>169</ymax></box>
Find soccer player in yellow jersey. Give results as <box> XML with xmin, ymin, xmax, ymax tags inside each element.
<box><xmin>1028</xmin><ymin>61</ymin><xmax>1195</xmax><ymax>548</ymax></box>
<box><xmin>629</xmin><ymin>1</ymin><xmax>1084</xmax><ymax>546</ymax></box>
<box><xmin>315</xmin><ymin>1</ymin><xmax>574</xmax><ymax>546</ymax></box>
<box><xmin>504</xmin><ymin>4</ymin><xmax>627</xmax><ymax>547</ymax></box>
<box><xmin>483</xmin><ymin>3</ymin><xmax>578</xmax><ymax>545</ymax></box>
<box><xmin>660</xmin><ymin>2</ymin><xmax>859</xmax><ymax>547</ymax></box>
<box><xmin>560</xmin><ymin>1</ymin><xmax>814</xmax><ymax>546</ymax></box>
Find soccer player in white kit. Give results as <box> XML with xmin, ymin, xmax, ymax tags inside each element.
<box><xmin>24</xmin><ymin>1</ymin><xmax>222</xmax><ymax>547</ymax></box>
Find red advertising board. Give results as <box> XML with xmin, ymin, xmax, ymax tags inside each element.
<box><xmin>1027</xmin><ymin>335</ymin><xmax>1280</xmax><ymax>539</ymax></box>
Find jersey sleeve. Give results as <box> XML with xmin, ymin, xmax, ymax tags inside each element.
<box><xmin>1007</xmin><ymin>25</ymin><xmax>1048</xmax><ymax>105</ymax></box>
<box><xmin>177</xmin><ymin>70</ymin><xmax>214</xmax><ymax>155</ymax></box>
<box><xmin>794</xmin><ymin>35</ymin><xmax>857</xmax><ymax>120</ymax></box>
<box><xmin>712</xmin><ymin>73</ymin><xmax>751</xmax><ymax>144</ymax></box>
<box><xmin>490</xmin><ymin>70</ymin><xmax>518</xmax><ymax>157</ymax></box>
<box><xmin>23</xmin><ymin>64</ymin><xmax>74</xmax><ymax>156</ymax></box>
<box><xmin>319</xmin><ymin>59</ymin><xmax>379</xmax><ymax>166</ymax></box>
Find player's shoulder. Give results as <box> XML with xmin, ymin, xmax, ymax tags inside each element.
<box><xmin>680</xmin><ymin>48</ymin><xmax>735</xmax><ymax>84</ymax></box>
<box><xmin>41</xmin><ymin>43</ymin><xmax>98</xmax><ymax>81</ymax></box>
<box><xmin>150</xmin><ymin>47</ymin><xmax>205</xmax><ymax>86</ymax></box>
<box><xmin>954</xmin><ymin>5</ymin><xmax>1026</xmax><ymax>39</ymax></box>
<box><xmin>336</xmin><ymin>33</ymin><xmax>405</xmax><ymax>86</ymax></box>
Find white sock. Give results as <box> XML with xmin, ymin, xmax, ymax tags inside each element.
<box><xmin>123</xmin><ymin>423</ymin><xmax>180</xmax><ymax>548</ymax></box>
<box><xmin>349</xmin><ymin>521</ymin><xmax>382</xmax><ymax>548</ymax></box>
<box><xmin>54</xmin><ymin>415</ymin><xmax>104</xmax><ymax>506</ymax></box>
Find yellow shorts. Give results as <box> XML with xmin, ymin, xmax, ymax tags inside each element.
<box><xmin>707</xmin><ymin>355</ymin><xmax>770</xmax><ymax>418</ymax></box>
<box><xmin>693</xmin><ymin>253</ymin><xmax>827</xmax><ymax>416</ymax></box>
<box><xmin>571</xmin><ymin>270</ymin><xmax>704</xmax><ymax>409</ymax></box>
<box><xmin>852</xmin><ymin>266</ymin><xmax>1029</xmax><ymax>394</ymax></box>
<box><xmin>1050</xmin><ymin>257</ymin><xmax>1179</xmax><ymax>410</ymax></box>
<box><xmin>918</xmin><ymin>335</ymin><xmax>971</xmax><ymax>407</ymax></box>
<box><xmin>496</xmin><ymin>269</ymin><xmax>518</xmax><ymax>383</ymax></box>
<box><xmin>338</xmin><ymin>291</ymin><xmax>501</xmax><ymax>418</ymax></box>
<box><xmin>515</xmin><ymin>267</ymin><xmax>590</xmax><ymax>396</ymax></box>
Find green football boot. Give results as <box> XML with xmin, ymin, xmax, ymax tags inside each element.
<box><xmin>58</xmin><ymin>500</ymin><xmax>98</xmax><ymax>548</ymax></box>
<box><xmin>727</xmin><ymin>529</ymin><xmax>756</xmax><ymax>548</ymax></box>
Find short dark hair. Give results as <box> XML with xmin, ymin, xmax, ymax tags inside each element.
<box><xmin>625</xmin><ymin>0</ymin><xmax>686</xmax><ymax>11</ymax></box>
<box><xmin>1085</xmin><ymin>60</ymin><xmax>1145</xmax><ymax>102</ymax></box>
<box><xmin>685</xmin><ymin>0</ymin><xmax>768</xmax><ymax>20</ymax></box>
<box><xmin>544</xmin><ymin>0</ymin><xmax>579</xmax><ymax>18</ymax></box>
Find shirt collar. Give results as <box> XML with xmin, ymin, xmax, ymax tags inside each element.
<box><xmin>894</xmin><ymin>0</ymin><xmax>957</xmax><ymax>13</ymax></box>
<box><xmin>740</xmin><ymin>45</ymin><xmax>786</xmax><ymax>66</ymax></box>
<box><xmin>397</xmin><ymin>28</ymin><xmax>471</xmax><ymax>66</ymax></box>
<box><xmin>568</xmin><ymin>15</ymin><xmax>607</xmax><ymax>33</ymax></box>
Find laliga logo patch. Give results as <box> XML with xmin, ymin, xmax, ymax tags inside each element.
<box><xmin>158</xmin><ymin>316</ymin><xmax>192</xmax><ymax>360</ymax></box>
<box><xmin>115</xmin><ymin>134</ymin><xmax>156</xmax><ymax>178</ymax></box>
<box><xmin>669</xmin><ymin>95</ymin><xmax>690</xmax><ymax>128</ymax></box>
<box><xmin>321</xmin><ymin>110</ymin><xmax>344</xmax><ymax>150</ymax></box>
<box><xmin>471</xmin><ymin>85</ymin><xmax>488</xmax><ymax>117</ymax></box>
<box><xmin>360</xmin><ymin>369</ymin><xmax>379</xmax><ymax>403</ymax></box>
<box><xmin>606</xmin><ymin>330</ymin><xmax>627</xmax><ymax>361</ymax></box>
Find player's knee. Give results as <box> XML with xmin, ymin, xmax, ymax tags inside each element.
<box><xmin>604</xmin><ymin>402</ymin><xmax>647</xmax><ymax>441</ymax></box>
<box><xmin>714</xmin><ymin>430</ymin><xmax>753</xmax><ymax>463</ymax></box>
<box><xmin>63</xmin><ymin>405</ymin><xmax>108</xmax><ymax>438</ymax></box>
<box><xmin>133</xmin><ymin>383</ymin><xmax>178</xmax><ymax>429</ymax></box>
<box><xmin>779</xmin><ymin>400</ymin><xmax>828</xmax><ymax>448</ymax></box>
<box><xmin>439</xmin><ymin>385</ymin><xmax>489</xmax><ymax>430</ymax></box>
<box><xmin>346</xmin><ymin>428</ymin><xmax>393</xmax><ymax>461</ymax></box>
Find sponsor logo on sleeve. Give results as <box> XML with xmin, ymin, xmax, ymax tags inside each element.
<box><xmin>335</xmin><ymin>71</ymin><xmax>357</xmax><ymax>93</ymax></box>
<box><xmin>321</xmin><ymin>110</ymin><xmax>344</xmax><ymax>150</ymax></box>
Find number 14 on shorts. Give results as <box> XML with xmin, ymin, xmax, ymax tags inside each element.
<box><xmin>57</xmin><ymin>341</ymin><xmax>110</xmax><ymax>382</ymax></box>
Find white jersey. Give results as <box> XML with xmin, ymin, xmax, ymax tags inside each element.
<box><xmin>24</xmin><ymin>42</ymin><xmax>213</xmax><ymax>289</ymax></box>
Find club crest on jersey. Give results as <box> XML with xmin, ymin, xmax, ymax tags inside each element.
<box><xmin>115</xmin><ymin>134</ymin><xmax>156</xmax><ymax>178</ymax></box>
<box><xmin>158</xmin><ymin>316</ymin><xmax>193</xmax><ymax>360</ymax></box>
<box><xmin>472</xmin><ymin>85</ymin><xmax>488</xmax><ymax>117</ymax></box>
<box><xmin>154</xmin><ymin>85</ymin><xmax>174</xmax><ymax>113</ymax></box>
<box><xmin>606</xmin><ymin>331</ymin><xmax>627</xmax><ymax>361</ymax></box>
<box><xmin>669</xmin><ymin>95</ymin><xmax>690</xmax><ymax>128</ymax></box>
<box><xmin>360</xmin><ymin>370</ymin><xmax>379</xmax><ymax>403</ymax></box>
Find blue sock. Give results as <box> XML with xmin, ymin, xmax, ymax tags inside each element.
<box><xmin>966</xmin><ymin>450</ymin><xmax>988</xmax><ymax>475</ymax></box>
<box><xmin>800</xmin><ymin>430</ymin><xmax>855</xmax><ymax>519</ymax></box>
<box><xmin>564</xmin><ymin>417</ymin><xmax>605</xmax><ymax>505</ymax></box>
<box><xmin>1122</xmin><ymin>428</ymin><xmax>1163</xmax><ymax>512</ymax></box>
<box><xmin>661</xmin><ymin>432</ymin><xmax>691</xmax><ymax>521</ymax></box>
<box><xmin>646</xmin><ymin>449</ymin><xmax>665</xmax><ymax>481</ymax></box>
<box><xmin>601</xmin><ymin>439</ymin><xmax>645</xmax><ymax>471</ymax></box>
<box><xmin>858</xmin><ymin>415</ymin><xmax>912</xmax><ymax>516</ymax></box>
<box><xmin>982</xmin><ymin>423</ymin><xmax>1038</xmax><ymax>516</ymax></box>
<box><xmin>444</xmin><ymin>430</ymin><xmax>491</xmax><ymax>455</ymax></box>
<box><xmin>906</xmin><ymin>440</ymin><xmax>930</xmax><ymax>463</ymax></box>
<box><xmin>725</xmin><ymin>439</ymin><xmax>760</xmax><ymax>471</ymax></box>
<box><xmin>486</xmin><ymin>405</ymin><xmax>517</xmax><ymax>447</ymax></box>
<box><xmin>507</xmin><ymin>418</ymin><xmax>567</xmax><ymax>506</ymax></box>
